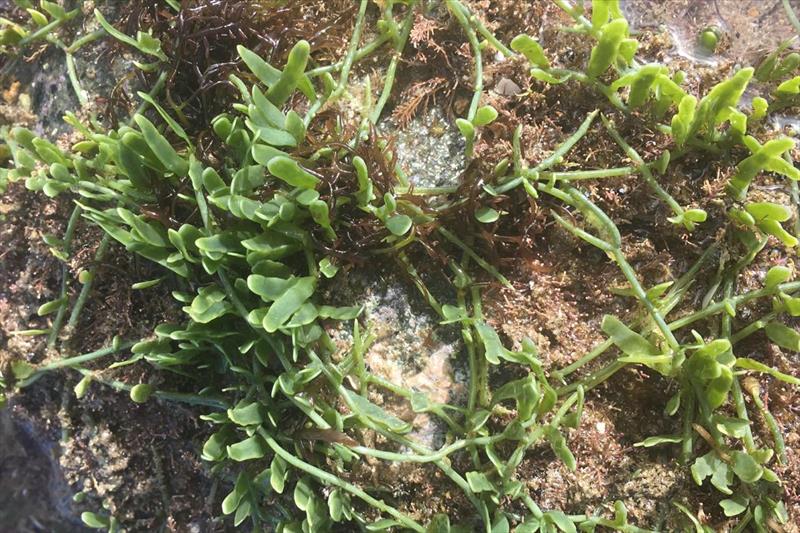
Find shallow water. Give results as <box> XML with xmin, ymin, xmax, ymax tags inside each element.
<box><xmin>623</xmin><ymin>0</ymin><xmax>800</xmax><ymax>64</ymax></box>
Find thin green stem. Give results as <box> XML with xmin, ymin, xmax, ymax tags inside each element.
<box><xmin>454</xmin><ymin>259</ymin><xmax>486</xmax><ymax>467</ymax></box>
<box><xmin>18</xmin><ymin>339</ymin><xmax>137</xmax><ymax>388</ymax></box>
<box><xmin>748</xmin><ymin>384</ymin><xmax>787</xmax><ymax>464</ymax></box>
<box><xmin>47</xmin><ymin>35</ymin><xmax>88</xmax><ymax>106</ymax></box>
<box><xmin>691</xmin><ymin>378</ymin><xmax>724</xmax><ymax>444</ymax></box>
<box><xmin>67</xmin><ymin>29</ymin><xmax>105</xmax><ymax>53</ymax></box>
<box><xmin>721</xmin><ymin>279</ymin><xmax>756</xmax><ymax>452</ymax></box>
<box><xmin>731</xmin><ymin>378</ymin><xmax>756</xmax><ymax>452</ymax></box>
<box><xmin>557</xmin><ymin>360</ymin><xmax>624</xmax><ymax>395</ymax></box>
<box><xmin>365</xmin><ymin>373</ymin><xmax>464</xmax><ymax>432</ymax></box>
<box><xmin>612</xmin><ymin>249</ymin><xmax>680</xmax><ymax>351</ymax></box>
<box><xmin>307</xmin><ymin>350</ymin><xmax>488</xmax><ymax>525</ymax></box>
<box><xmin>65</xmin><ymin>51</ymin><xmax>88</xmax><ymax>106</ymax></box>
<box><xmin>73</xmin><ymin>368</ymin><xmax>227</xmax><ymax>409</ymax></box>
<box><xmin>490</xmin><ymin>166</ymin><xmax>636</xmax><ymax>196</ymax></box>
<box><xmin>450</xmin><ymin>0</ymin><xmax>513</xmax><ymax>56</ymax></box>
<box><xmin>563</xmin><ymin>280</ymin><xmax>798</xmax><ymax>395</ymax></box>
<box><xmin>539</xmin><ymin>184</ymin><xmax>681</xmax><ymax>356</ymax></box>
<box><xmin>18</xmin><ymin>9</ymin><xmax>80</xmax><ymax>47</ymax></box>
<box><xmin>437</xmin><ymin>227</ymin><xmax>510</xmax><ymax>287</ymax></box>
<box><xmin>260</xmin><ymin>428</ymin><xmax>425</xmax><ymax>531</ymax></box>
<box><xmin>545</xmin><ymin>166</ymin><xmax>636</xmax><ymax>180</ymax></box>
<box><xmin>552</xmin><ymin>0</ymin><xmax>596</xmax><ymax>35</ymax></box>
<box><xmin>791</xmin><ymin>176</ymin><xmax>800</xmax><ymax>237</ymax></box>
<box><xmin>447</xmin><ymin>0</ymin><xmax>483</xmax><ymax>120</ymax></box>
<box><xmin>559</xmin><ymin>283</ymin><xmax>800</xmax><ymax>396</ymax></box>
<box><xmin>47</xmin><ymin>204</ymin><xmax>83</xmax><ymax>349</ymax></box>
<box><xmin>469</xmin><ymin>286</ymin><xmax>490</xmax><ymax>409</ymax></box>
<box><xmin>549</xmin><ymin>68</ymin><xmax>628</xmax><ymax>111</ymax></box>
<box><xmin>602</xmin><ymin>115</ymin><xmax>688</xmax><ymax>227</ymax></box>
<box><xmin>132</xmin><ymin>71</ymin><xmax>167</xmax><ymax>119</ymax></box>
<box><xmin>350</xmin><ymin>433</ymin><xmax>504</xmax><ymax>464</ymax></box>
<box><xmin>556</xmin><ymin>338</ymin><xmax>615</xmax><ymax>380</ymax></box>
<box><xmin>680</xmin><ymin>386</ymin><xmax>695</xmax><ymax>464</ymax></box>
<box><xmin>353</xmin><ymin>325</ymin><xmax>370</xmax><ymax>395</ymax></box>
<box><xmin>551</xmin><ymin>388</ymin><xmax>581</xmax><ymax>426</ymax></box>
<box><xmin>730</xmin><ymin>312</ymin><xmax>774</xmax><ymax>344</ymax></box>
<box><xmin>397</xmin><ymin>252</ymin><xmax>444</xmax><ymax>316</ymax></box>
<box><xmin>328</xmin><ymin>0</ymin><xmax>370</xmax><ymax>103</ymax></box>
<box><xmin>669</xmin><ymin>282</ymin><xmax>800</xmax><ymax>330</ymax></box>
<box><xmin>783</xmin><ymin>0</ymin><xmax>800</xmax><ymax>37</ymax></box>
<box><xmin>730</xmin><ymin>511</ymin><xmax>753</xmax><ymax>533</ymax></box>
<box><xmin>368</xmin><ymin>5</ymin><xmax>415</xmax><ymax>124</ymax></box>
<box><xmin>522</xmin><ymin>495</ymin><xmax>544</xmax><ymax>518</ymax></box>
<box><xmin>308</xmin><ymin>34</ymin><xmax>391</xmax><ymax>78</ymax></box>
<box><xmin>533</xmin><ymin>110</ymin><xmax>599</xmax><ymax>172</ymax></box>
<box><xmin>66</xmin><ymin>233</ymin><xmax>111</xmax><ymax>335</ymax></box>
<box><xmin>557</xmin><ymin>243</ymin><xmax>718</xmax><ymax>380</ymax></box>
<box><xmin>463</xmin><ymin>320</ymin><xmax>480</xmax><ymax>412</ymax></box>
<box><xmin>396</xmin><ymin>185</ymin><xmax>460</xmax><ymax>195</ymax></box>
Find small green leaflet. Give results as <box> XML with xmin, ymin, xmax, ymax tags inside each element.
<box><xmin>601</xmin><ymin>315</ymin><xmax>659</xmax><ymax>356</ymax></box>
<box><xmin>267</xmin><ymin>156</ymin><xmax>320</xmax><ymax>189</ymax></box>
<box><xmin>263</xmin><ymin>276</ymin><xmax>316</xmax><ymax>332</ymax></box>
<box><xmin>227</xmin><ymin>435</ymin><xmax>267</xmax><ymax>461</ymax></box>
<box><xmin>344</xmin><ymin>389</ymin><xmax>412</xmax><ymax>434</ymax></box>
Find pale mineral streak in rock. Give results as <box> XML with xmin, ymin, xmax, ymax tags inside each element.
<box><xmin>325</xmin><ymin>272</ymin><xmax>467</xmax><ymax>450</ymax></box>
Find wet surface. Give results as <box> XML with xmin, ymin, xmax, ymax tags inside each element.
<box><xmin>380</xmin><ymin>107</ymin><xmax>466</xmax><ymax>189</ymax></box>
<box><xmin>0</xmin><ymin>408</ymin><xmax>88</xmax><ymax>533</ymax></box>
<box><xmin>623</xmin><ymin>0</ymin><xmax>800</xmax><ymax>65</ymax></box>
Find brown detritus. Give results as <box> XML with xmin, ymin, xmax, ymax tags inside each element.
<box><xmin>103</xmin><ymin>0</ymin><xmax>357</xmax><ymax>137</ymax></box>
<box><xmin>161</xmin><ymin>0</ymin><xmax>355</xmax><ymax>132</ymax></box>
<box><xmin>376</xmin><ymin>4</ymin><xmax>477</xmax><ymax>125</ymax></box>
<box><xmin>0</xmin><ymin>183</ymin><xmax>66</xmax><ymax>377</ymax></box>
<box><xmin>0</xmin><ymin>180</ymin><xmax>214</xmax><ymax>530</ymax></box>
<box><xmin>391</xmin><ymin>76</ymin><xmax>453</xmax><ymax>126</ymax></box>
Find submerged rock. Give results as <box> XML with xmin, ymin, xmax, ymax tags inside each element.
<box><xmin>380</xmin><ymin>107</ymin><xmax>466</xmax><ymax>189</ymax></box>
<box><xmin>324</xmin><ymin>269</ymin><xmax>467</xmax><ymax>450</ymax></box>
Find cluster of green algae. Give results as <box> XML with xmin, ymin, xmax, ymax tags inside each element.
<box><xmin>1</xmin><ymin>0</ymin><xmax>800</xmax><ymax>531</ymax></box>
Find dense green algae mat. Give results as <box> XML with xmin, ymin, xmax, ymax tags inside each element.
<box><xmin>2</xmin><ymin>0</ymin><xmax>800</xmax><ymax>531</ymax></box>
